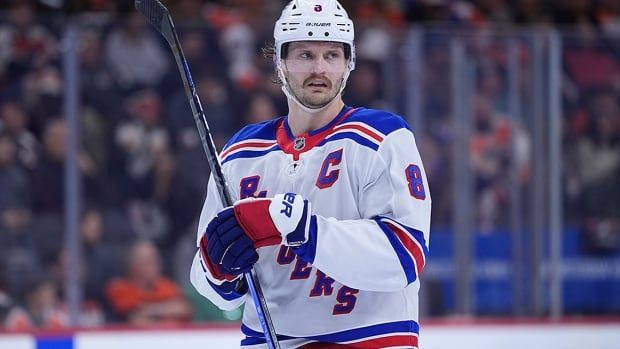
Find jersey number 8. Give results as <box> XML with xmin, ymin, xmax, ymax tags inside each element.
<box><xmin>406</xmin><ymin>164</ymin><xmax>426</xmax><ymax>200</ymax></box>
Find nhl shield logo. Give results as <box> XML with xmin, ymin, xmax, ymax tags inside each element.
<box><xmin>294</xmin><ymin>137</ymin><xmax>306</xmax><ymax>151</ymax></box>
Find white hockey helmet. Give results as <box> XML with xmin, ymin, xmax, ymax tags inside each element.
<box><xmin>274</xmin><ymin>0</ymin><xmax>356</xmax><ymax>112</ymax></box>
<box><xmin>274</xmin><ymin>0</ymin><xmax>355</xmax><ymax>70</ymax></box>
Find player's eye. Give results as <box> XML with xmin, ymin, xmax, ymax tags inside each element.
<box><xmin>325</xmin><ymin>51</ymin><xmax>341</xmax><ymax>60</ymax></box>
<box><xmin>298</xmin><ymin>51</ymin><xmax>313</xmax><ymax>59</ymax></box>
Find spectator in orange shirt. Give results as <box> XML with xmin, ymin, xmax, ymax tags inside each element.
<box><xmin>105</xmin><ymin>240</ymin><xmax>192</xmax><ymax>325</ymax></box>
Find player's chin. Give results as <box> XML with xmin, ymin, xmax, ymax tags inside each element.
<box><xmin>305</xmin><ymin>86</ymin><xmax>329</xmax><ymax>95</ymax></box>
<box><xmin>303</xmin><ymin>91</ymin><xmax>336</xmax><ymax>106</ymax></box>
<box><xmin>303</xmin><ymin>96</ymin><xmax>331</xmax><ymax>109</ymax></box>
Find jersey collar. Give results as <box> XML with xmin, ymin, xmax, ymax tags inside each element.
<box><xmin>276</xmin><ymin>106</ymin><xmax>357</xmax><ymax>160</ymax></box>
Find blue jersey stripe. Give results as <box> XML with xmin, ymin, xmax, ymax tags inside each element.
<box><xmin>221</xmin><ymin>146</ymin><xmax>281</xmax><ymax>165</ymax></box>
<box><xmin>319</xmin><ymin>132</ymin><xmax>379</xmax><ymax>151</ymax></box>
<box><xmin>241</xmin><ymin>324</ymin><xmax>295</xmax><ymax>346</ymax></box>
<box><xmin>198</xmin><ymin>257</ymin><xmax>244</xmax><ymax>301</ymax></box>
<box><xmin>207</xmin><ymin>278</ymin><xmax>245</xmax><ymax>301</ymax></box>
<box><xmin>222</xmin><ymin>132</ymin><xmax>380</xmax><ymax>165</ymax></box>
<box><xmin>308</xmin><ymin>320</ymin><xmax>419</xmax><ymax>343</ymax></box>
<box><xmin>375</xmin><ymin>219</ymin><xmax>418</xmax><ymax>284</ymax></box>
<box><xmin>241</xmin><ymin>320</ymin><xmax>419</xmax><ymax>345</ymax></box>
<box><xmin>378</xmin><ymin>216</ymin><xmax>430</xmax><ymax>259</ymax></box>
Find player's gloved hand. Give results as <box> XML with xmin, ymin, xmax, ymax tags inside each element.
<box><xmin>199</xmin><ymin>193</ymin><xmax>313</xmax><ymax>275</ymax></box>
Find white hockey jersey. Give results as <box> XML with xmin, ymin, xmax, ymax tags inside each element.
<box><xmin>190</xmin><ymin>106</ymin><xmax>431</xmax><ymax>348</ymax></box>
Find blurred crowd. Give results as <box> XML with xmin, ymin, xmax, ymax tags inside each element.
<box><xmin>0</xmin><ymin>0</ymin><xmax>619</xmax><ymax>328</ymax></box>
<box><xmin>1</xmin><ymin>0</ymin><xmax>620</xmax><ymax>31</ymax></box>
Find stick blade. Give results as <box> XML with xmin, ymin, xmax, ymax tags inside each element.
<box><xmin>135</xmin><ymin>0</ymin><xmax>176</xmax><ymax>47</ymax></box>
<box><xmin>135</xmin><ymin>0</ymin><xmax>168</xmax><ymax>32</ymax></box>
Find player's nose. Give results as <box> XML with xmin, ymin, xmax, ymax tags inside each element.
<box><xmin>309</xmin><ymin>56</ymin><xmax>329</xmax><ymax>74</ymax></box>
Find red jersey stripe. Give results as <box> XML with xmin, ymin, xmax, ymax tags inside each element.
<box><xmin>385</xmin><ymin>222</ymin><xmax>426</xmax><ymax>276</ymax></box>
<box><xmin>220</xmin><ymin>140</ymin><xmax>277</xmax><ymax>159</ymax></box>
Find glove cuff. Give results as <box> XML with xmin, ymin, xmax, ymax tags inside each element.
<box><xmin>269</xmin><ymin>193</ymin><xmax>312</xmax><ymax>247</ymax></box>
<box><xmin>233</xmin><ymin>198</ymin><xmax>282</xmax><ymax>248</ymax></box>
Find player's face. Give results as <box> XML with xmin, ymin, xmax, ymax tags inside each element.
<box><xmin>283</xmin><ymin>41</ymin><xmax>347</xmax><ymax>109</ymax></box>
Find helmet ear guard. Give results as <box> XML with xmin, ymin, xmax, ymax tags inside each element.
<box><xmin>273</xmin><ymin>0</ymin><xmax>356</xmax><ymax>112</ymax></box>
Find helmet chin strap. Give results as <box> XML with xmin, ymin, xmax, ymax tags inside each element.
<box><xmin>277</xmin><ymin>62</ymin><xmax>351</xmax><ymax>114</ymax></box>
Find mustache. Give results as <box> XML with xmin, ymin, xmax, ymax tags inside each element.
<box><xmin>303</xmin><ymin>75</ymin><xmax>331</xmax><ymax>87</ymax></box>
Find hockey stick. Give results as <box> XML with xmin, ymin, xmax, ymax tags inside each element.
<box><xmin>134</xmin><ymin>1</ymin><xmax>280</xmax><ymax>348</ymax></box>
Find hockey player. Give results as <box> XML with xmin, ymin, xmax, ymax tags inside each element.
<box><xmin>190</xmin><ymin>0</ymin><xmax>431</xmax><ymax>348</ymax></box>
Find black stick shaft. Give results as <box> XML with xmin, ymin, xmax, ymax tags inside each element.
<box><xmin>134</xmin><ymin>1</ymin><xmax>280</xmax><ymax>348</ymax></box>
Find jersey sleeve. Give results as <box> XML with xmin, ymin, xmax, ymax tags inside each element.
<box><xmin>293</xmin><ymin>128</ymin><xmax>431</xmax><ymax>291</ymax></box>
<box><xmin>189</xmin><ymin>175</ymin><xmax>247</xmax><ymax>311</ymax></box>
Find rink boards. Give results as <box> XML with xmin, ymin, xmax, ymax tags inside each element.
<box><xmin>1</xmin><ymin>321</ymin><xmax>619</xmax><ymax>349</ymax></box>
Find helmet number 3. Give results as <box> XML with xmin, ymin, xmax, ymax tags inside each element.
<box><xmin>314</xmin><ymin>4</ymin><xmax>322</xmax><ymax>12</ymax></box>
